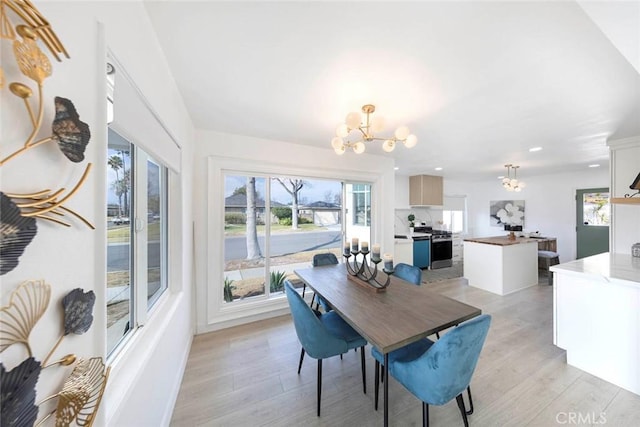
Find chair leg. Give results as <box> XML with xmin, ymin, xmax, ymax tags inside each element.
<box><xmin>436</xmin><ymin>332</ymin><xmax>440</xmax><ymax>339</ymax></box>
<box><xmin>465</xmin><ymin>386</ymin><xmax>474</xmax><ymax>415</ymax></box>
<box><xmin>456</xmin><ymin>394</ymin><xmax>470</xmax><ymax>427</ymax></box>
<box><xmin>374</xmin><ymin>360</ymin><xmax>380</xmax><ymax>411</ymax></box>
<box><xmin>297</xmin><ymin>348</ymin><xmax>305</xmax><ymax>374</ymax></box>
<box><xmin>317</xmin><ymin>359</ymin><xmax>322</xmax><ymax>417</ymax></box>
<box><xmin>422</xmin><ymin>402</ymin><xmax>429</xmax><ymax>427</ymax></box>
<box><xmin>380</xmin><ymin>361</ymin><xmax>384</xmax><ymax>383</ymax></box>
<box><xmin>360</xmin><ymin>346</ymin><xmax>367</xmax><ymax>395</ymax></box>
<box><xmin>302</xmin><ymin>283</ymin><xmax>306</xmax><ymax>298</ymax></box>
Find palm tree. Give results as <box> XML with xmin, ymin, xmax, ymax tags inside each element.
<box><xmin>108</xmin><ymin>155</ymin><xmax>123</xmax><ymax>216</ymax></box>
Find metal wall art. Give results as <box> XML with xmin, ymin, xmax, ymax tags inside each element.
<box><xmin>0</xmin><ymin>0</ymin><xmax>94</xmax><ymax>276</ymax></box>
<box><xmin>0</xmin><ymin>280</ymin><xmax>109</xmax><ymax>427</ymax></box>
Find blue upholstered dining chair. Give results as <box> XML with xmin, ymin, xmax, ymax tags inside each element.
<box><xmin>392</xmin><ymin>262</ymin><xmax>422</xmax><ymax>285</ymax></box>
<box><xmin>371</xmin><ymin>314</ymin><xmax>491</xmax><ymax>427</ymax></box>
<box><xmin>285</xmin><ymin>280</ymin><xmax>368</xmax><ymax>416</ymax></box>
<box><xmin>309</xmin><ymin>253</ymin><xmax>338</xmax><ymax>312</ymax></box>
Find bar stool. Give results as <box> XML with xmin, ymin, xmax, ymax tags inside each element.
<box><xmin>538</xmin><ymin>250</ymin><xmax>559</xmax><ymax>285</ymax></box>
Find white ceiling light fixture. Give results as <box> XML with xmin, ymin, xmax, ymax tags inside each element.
<box><xmin>435</xmin><ymin>167</ymin><xmax>443</xmax><ymax>171</ymax></box>
<box><xmin>529</xmin><ymin>146</ymin><xmax>543</xmax><ymax>152</ymax></box>
<box><xmin>331</xmin><ymin>104</ymin><xmax>417</xmax><ymax>155</ymax></box>
<box><xmin>502</xmin><ymin>164</ymin><xmax>526</xmax><ymax>192</ymax></box>
<box><xmin>588</xmin><ymin>164</ymin><xmax>600</xmax><ymax>168</ymax></box>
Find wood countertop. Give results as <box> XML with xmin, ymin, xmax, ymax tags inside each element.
<box><xmin>464</xmin><ymin>236</ymin><xmax>542</xmax><ymax>246</ymax></box>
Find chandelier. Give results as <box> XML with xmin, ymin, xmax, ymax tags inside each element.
<box><xmin>331</xmin><ymin>104</ymin><xmax>417</xmax><ymax>155</ymax></box>
<box><xmin>502</xmin><ymin>164</ymin><xmax>526</xmax><ymax>192</ymax></box>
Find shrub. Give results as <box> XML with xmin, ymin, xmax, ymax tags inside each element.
<box><xmin>272</xmin><ymin>207</ymin><xmax>292</xmax><ymax>220</ymax></box>
<box><xmin>298</xmin><ymin>217</ymin><xmax>312</xmax><ymax>224</ymax></box>
<box><xmin>225</xmin><ymin>212</ymin><xmax>246</xmax><ymax>224</ymax></box>
<box><xmin>279</xmin><ymin>217</ymin><xmax>292</xmax><ymax>226</ymax></box>
<box><xmin>223</xmin><ymin>277</ymin><xmax>236</xmax><ymax>302</ymax></box>
<box><xmin>270</xmin><ymin>271</ymin><xmax>286</xmax><ymax>293</ymax></box>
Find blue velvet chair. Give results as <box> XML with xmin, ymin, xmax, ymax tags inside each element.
<box><xmin>372</xmin><ymin>314</ymin><xmax>491</xmax><ymax>427</ymax></box>
<box><xmin>392</xmin><ymin>262</ymin><xmax>422</xmax><ymax>285</ymax></box>
<box><xmin>310</xmin><ymin>253</ymin><xmax>338</xmax><ymax>312</ymax></box>
<box><xmin>285</xmin><ymin>281</ymin><xmax>368</xmax><ymax>416</ymax></box>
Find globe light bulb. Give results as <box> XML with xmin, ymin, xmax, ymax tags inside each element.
<box><xmin>336</xmin><ymin>123</ymin><xmax>349</xmax><ymax>137</ymax></box>
<box><xmin>518</xmin><ymin>181</ymin><xmax>526</xmax><ymax>189</ymax></box>
<box><xmin>353</xmin><ymin>141</ymin><xmax>366</xmax><ymax>154</ymax></box>
<box><xmin>506</xmin><ymin>186</ymin><xmax>514</xmax><ymax>191</ymax></box>
<box><xmin>395</xmin><ymin>126</ymin><xmax>410</xmax><ymax>140</ymax></box>
<box><xmin>502</xmin><ymin>177</ymin><xmax>510</xmax><ymax>184</ymax></box>
<box><xmin>370</xmin><ymin>116</ymin><xmax>385</xmax><ymax>133</ymax></box>
<box><xmin>382</xmin><ymin>139</ymin><xmax>395</xmax><ymax>152</ymax></box>
<box><xmin>514</xmin><ymin>186</ymin><xmax>522</xmax><ymax>192</ymax></box>
<box><xmin>404</xmin><ymin>134</ymin><xmax>417</xmax><ymax>148</ymax></box>
<box><xmin>510</xmin><ymin>179</ymin><xmax>518</xmax><ymax>186</ymax></box>
<box><xmin>331</xmin><ymin>136</ymin><xmax>343</xmax><ymax>150</ymax></box>
<box><xmin>345</xmin><ymin>112</ymin><xmax>362</xmax><ymax>129</ymax></box>
<box><xmin>334</xmin><ymin>145</ymin><xmax>346</xmax><ymax>155</ymax></box>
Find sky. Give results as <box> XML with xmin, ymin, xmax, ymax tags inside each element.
<box><xmin>224</xmin><ymin>175</ymin><xmax>342</xmax><ymax>205</ymax></box>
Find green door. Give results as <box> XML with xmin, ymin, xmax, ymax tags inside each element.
<box><xmin>576</xmin><ymin>188</ymin><xmax>610</xmax><ymax>259</ymax></box>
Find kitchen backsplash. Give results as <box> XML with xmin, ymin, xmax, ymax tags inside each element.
<box><xmin>395</xmin><ymin>207</ymin><xmax>444</xmax><ymax>234</ymax></box>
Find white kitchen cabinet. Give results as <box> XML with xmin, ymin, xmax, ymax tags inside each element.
<box><xmin>394</xmin><ymin>240</ymin><xmax>413</xmax><ymax>266</ymax></box>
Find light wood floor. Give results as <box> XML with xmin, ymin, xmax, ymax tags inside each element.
<box><xmin>171</xmin><ymin>277</ymin><xmax>640</xmax><ymax>426</ymax></box>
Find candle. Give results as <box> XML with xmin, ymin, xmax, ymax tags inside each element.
<box><xmin>383</xmin><ymin>253</ymin><xmax>394</xmax><ymax>272</ymax></box>
<box><xmin>343</xmin><ymin>241</ymin><xmax>350</xmax><ymax>256</ymax></box>
<box><xmin>361</xmin><ymin>241</ymin><xmax>369</xmax><ymax>252</ymax></box>
<box><xmin>372</xmin><ymin>243</ymin><xmax>381</xmax><ymax>260</ymax></box>
<box><xmin>351</xmin><ymin>237</ymin><xmax>359</xmax><ymax>252</ymax></box>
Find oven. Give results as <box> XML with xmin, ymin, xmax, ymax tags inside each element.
<box><xmin>431</xmin><ymin>233</ymin><xmax>453</xmax><ymax>269</ymax></box>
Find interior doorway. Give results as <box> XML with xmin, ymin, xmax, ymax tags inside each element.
<box><xmin>576</xmin><ymin>188</ymin><xmax>609</xmax><ymax>259</ymax></box>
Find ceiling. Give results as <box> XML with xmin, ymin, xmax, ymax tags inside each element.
<box><xmin>144</xmin><ymin>1</ymin><xmax>640</xmax><ymax>181</ymax></box>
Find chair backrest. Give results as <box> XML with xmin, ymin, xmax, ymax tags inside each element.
<box><xmin>284</xmin><ymin>281</ymin><xmax>347</xmax><ymax>358</ymax></box>
<box><xmin>393</xmin><ymin>263</ymin><xmax>422</xmax><ymax>285</ymax></box>
<box><xmin>312</xmin><ymin>253</ymin><xmax>339</xmax><ymax>267</ymax></box>
<box><xmin>398</xmin><ymin>314</ymin><xmax>491</xmax><ymax>405</ymax></box>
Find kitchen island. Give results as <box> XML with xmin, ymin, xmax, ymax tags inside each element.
<box><xmin>463</xmin><ymin>235</ymin><xmax>539</xmax><ymax>295</ymax></box>
<box><xmin>552</xmin><ymin>253</ymin><xmax>640</xmax><ymax>396</ymax></box>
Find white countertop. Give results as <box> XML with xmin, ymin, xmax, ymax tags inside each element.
<box><xmin>550</xmin><ymin>252</ymin><xmax>640</xmax><ymax>285</ymax></box>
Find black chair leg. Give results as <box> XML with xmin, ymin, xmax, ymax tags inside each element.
<box><xmin>456</xmin><ymin>394</ymin><xmax>469</xmax><ymax>427</ymax></box>
<box><xmin>374</xmin><ymin>360</ymin><xmax>379</xmax><ymax>410</ymax></box>
<box><xmin>380</xmin><ymin>361</ymin><xmax>384</xmax><ymax>383</ymax></box>
<box><xmin>317</xmin><ymin>359</ymin><xmax>323</xmax><ymax>417</ymax></box>
<box><xmin>340</xmin><ymin>354</ymin><xmax>343</xmax><ymax>360</ymax></box>
<box><xmin>465</xmin><ymin>386</ymin><xmax>474</xmax><ymax>415</ymax></box>
<box><xmin>360</xmin><ymin>346</ymin><xmax>367</xmax><ymax>394</ymax></box>
<box><xmin>422</xmin><ymin>402</ymin><xmax>429</xmax><ymax>427</ymax></box>
<box><xmin>297</xmin><ymin>348</ymin><xmax>305</xmax><ymax>374</ymax></box>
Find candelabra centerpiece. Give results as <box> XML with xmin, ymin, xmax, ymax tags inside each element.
<box><xmin>343</xmin><ymin>238</ymin><xmax>393</xmax><ymax>292</ymax></box>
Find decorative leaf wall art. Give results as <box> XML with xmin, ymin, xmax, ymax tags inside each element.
<box><xmin>0</xmin><ymin>279</ymin><xmax>50</xmax><ymax>355</ymax></box>
<box><xmin>0</xmin><ymin>0</ymin><xmax>94</xmax><ymax>275</ymax></box>
<box><xmin>0</xmin><ymin>280</ymin><xmax>107</xmax><ymax>427</ymax></box>
<box><xmin>0</xmin><ymin>192</ymin><xmax>38</xmax><ymax>275</ymax></box>
<box><xmin>52</xmin><ymin>97</ymin><xmax>91</xmax><ymax>163</ymax></box>
<box><xmin>0</xmin><ymin>357</ymin><xmax>42</xmax><ymax>427</ymax></box>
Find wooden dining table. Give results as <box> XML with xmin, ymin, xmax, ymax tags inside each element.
<box><xmin>294</xmin><ymin>263</ymin><xmax>482</xmax><ymax>427</ymax></box>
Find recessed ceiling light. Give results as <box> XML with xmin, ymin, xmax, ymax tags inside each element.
<box><xmin>529</xmin><ymin>147</ymin><xmax>543</xmax><ymax>152</ymax></box>
<box><xmin>497</xmin><ymin>176</ymin><xmax>505</xmax><ymax>179</ymax></box>
<box><xmin>588</xmin><ymin>164</ymin><xmax>600</xmax><ymax>168</ymax></box>
<box><xmin>394</xmin><ymin>167</ymin><xmax>399</xmax><ymax>170</ymax></box>
<box><xmin>434</xmin><ymin>167</ymin><xmax>443</xmax><ymax>171</ymax></box>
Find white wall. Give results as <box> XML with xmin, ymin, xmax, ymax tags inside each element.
<box><xmin>193</xmin><ymin>130</ymin><xmax>395</xmax><ymax>333</ymax></box>
<box><xmin>1</xmin><ymin>2</ymin><xmax>194</xmax><ymax>426</ymax></box>
<box><xmin>444</xmin><ymin>169</ymin><xmax>609</xmax><ymax>262</ymax></box>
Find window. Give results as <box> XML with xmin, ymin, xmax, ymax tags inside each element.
<box><xmin>351</xmin><ymin>184</ymin><xmax>371</xmax><ymax>226</ymax></box>
<box><xmin>222</xmin><ymin>174</ymin><xmax>344</xmax><ymax>303</ymax></box>
<box><xmin>106</xmin><ymin>60</ymin><xmax>170</xmax><ymax>356</ymax></box>
<box><xmin>442</xmin><ymin>196</ymin><xmax>467</xmax><ymax>234</ymax></box>
<box><xmin>582</xmin><ymin>192</ymin><xmax>610</xmax><ymax>226</ymax></box>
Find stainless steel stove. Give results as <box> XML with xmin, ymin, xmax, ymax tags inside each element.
<box><xmin>413</xmin><ymin>226</ymin><xmax>453</xmax><ymax>269</ymax></box>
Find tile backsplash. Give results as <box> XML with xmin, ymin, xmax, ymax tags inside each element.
<box><xmin>394</xmin><ymin>207</ymin><xmax>443</xmax><ymax>234</ymax></box>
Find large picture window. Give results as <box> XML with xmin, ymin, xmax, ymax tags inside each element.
<box><xmin>222</xmin><ymin>174</ymin><xmax>345</xmax><ymax>303</ymax></box>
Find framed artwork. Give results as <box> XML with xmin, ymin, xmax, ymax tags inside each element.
<box><xmin>490</xmin><ymin>200</ymin><xmax>525</xmax><ymax>227</ymax></box>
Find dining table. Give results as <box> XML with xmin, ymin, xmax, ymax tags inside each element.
<box><xmin>294</xmin><ymin>263</ymin><xmax>482</xmax><ymax>426</ymax></box>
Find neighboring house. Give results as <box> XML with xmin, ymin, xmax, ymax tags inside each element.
<box><xmin>300</xmin><ymin>201</ymin><xmax>342</xmax><ymax>226</ymax></box>
<box><xmin>224</xmin><ymin>193</ymin><xmax>283</xmax><ymax>223</ymax></box>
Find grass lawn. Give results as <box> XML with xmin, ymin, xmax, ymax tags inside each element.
<box><xmin>108</xmin><ymin>222</ymin><xmax>161</xmax><ymax>243</ymax></box>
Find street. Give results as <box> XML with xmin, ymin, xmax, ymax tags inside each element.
<box><xmin>107</xmin><ymin>230</ymin><xmax>342</xmax><ymax>270</ymax></box>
